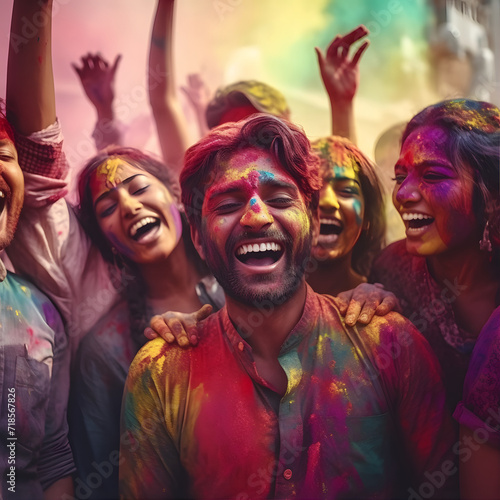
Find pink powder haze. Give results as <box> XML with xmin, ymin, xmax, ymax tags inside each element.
<box><xmin>1</xmin><ymin>0</ymin><xmax>441</xmax><ymax>178</ymax></box>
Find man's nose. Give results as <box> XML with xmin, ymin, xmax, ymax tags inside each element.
<box><xmin>240</xmin><ymin>196</ymin><xmax>274</xmax><ymax>230</ymax></box>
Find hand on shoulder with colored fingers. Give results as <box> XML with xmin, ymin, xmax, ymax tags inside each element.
<box><xmin>335</xmin><ymin>283</ymin><xmax>402</xmax><ymax>327</ymax></box>
<box><xmin>144</xmin><ymin>304</ymin><xmax>213</xmax><ymax>347</ymax></box>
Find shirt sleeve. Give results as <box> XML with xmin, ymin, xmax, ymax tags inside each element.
<box><xmin>453</xmin><ymin>306</ymin><xmax>500</xmax><ymax>448</ymax></box>
<box><xmin>374</xmin><ymin>313</ymin><xmax>458</xmax><ymax>498</ymax></box>
<box><xmin>38</xmin><ymin>300</ymin><xmax>76</xmax><ymax>489</ymax></box>
<box><xmin>119</xmin><ymin>340</ymin><xmax>190</xmax><ymax>499</ymax></box>
<box><xmin>14</xmin><ymin>119</ymin><xmax>69</xmax><ymax>182</ymax></box>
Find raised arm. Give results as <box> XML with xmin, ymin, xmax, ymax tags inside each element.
<box><xmin>181</xmin><ymin>73</ymin><xmax>210</xmax><ymax>138</ymax></box>
<box><xmin>149</xmin><ymin>0</ymin><xmax>189</xmax><ymax>174</ymax></box>
<box><xmin>6</xmin><ymin>0</ymin><xmax>56</xmax><ymax>134</ymax></box>
<box><xmin>72</xmin><ymin>52</ymin><xmax>123</xmax><ymax>150</ymax></box>
<box><xmin>315</xmin><ymin>25</ymin><xmax>369</xmax><ymax>144</ymax></box>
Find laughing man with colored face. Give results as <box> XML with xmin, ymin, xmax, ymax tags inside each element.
<box><xmin>120</xmin><ymin>114</ymin><xmax>457</xmax><ymax>499</ymax></box>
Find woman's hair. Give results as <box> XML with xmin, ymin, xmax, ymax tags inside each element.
<box><xmin>402</xmin><ymin>99</ymin><xmax>500</xmax><ymax>246</ymax></box>
<box><xmin>311</xmin><ymin>136</ymin><xmax>386</xmax><ymax>277</ymax></box>
<box><xmin>77</xmin><ymin>146</ymin><xmax>207</xmax><ymax>345</ymax></box>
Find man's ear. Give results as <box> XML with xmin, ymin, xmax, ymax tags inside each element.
<box><xmin>191</xmin><ymin>224</ymin><xmax>206</xmax><ymax>260</ymax></box>
<box><xmin>311</xmin><ymin>209</ymin><xmax>320</xmax><ymax>247</ymax></box>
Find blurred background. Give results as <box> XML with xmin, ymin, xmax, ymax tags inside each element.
<box><xmin>1</xmin><ymin>0</ymin><xmax>499</xmax><ymax>240</ymax></box>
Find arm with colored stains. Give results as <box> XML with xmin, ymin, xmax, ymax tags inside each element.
<box><xmin>149</xmin><ymin>0</ymin><xmax>190</xmax><ymax>176</ymax></box>
<box><xmin>120</xmin><ymin>339</ymin><xmax>190</xmax><ymax>499</ymax></box>
<box><xmin>381</xmin><ymin>314</ymin><xmax>458</xmax><ymax>497</ymax></box>
<box><xmin>181</xmin><ymin>73</ymin><xmax>211</xmax><ymax>139</ymax></box>
<box><xmin>72</xmin><ymin>53</ymin><xmax>124</xmax><ymax>150</ymax></box>
<box><xmin>315</xmin><ymin>25</ymin><xmax>369</xmax><ymax>144</ymax></box>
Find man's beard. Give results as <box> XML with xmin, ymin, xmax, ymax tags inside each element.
<box><xmin>201</xmin><ymin>226</ymin><xmax>313</xmax><ymax>307</ymax></box>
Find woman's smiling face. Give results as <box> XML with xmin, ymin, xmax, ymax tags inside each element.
<box><xmin>312</xmin><ymin>162</ymin><xmax>365</xmax><ymax>263</ymax></box>
<box><xmin>90</xmin><ymin>158</ymin><xmax>182</xmax><ymax>264</ymax></box>
<box><xmin>393</xmin><ymin>125</ymin><xmax>480</xmax><ymax>256</ymax></box>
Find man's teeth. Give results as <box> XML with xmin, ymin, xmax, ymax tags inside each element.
<box><xmin>0</xmin><ymin>191</ymin><xmax>4</xmax><ymax>198</ymax></box>
<box><xmin>402</xmin><ymin>213</ymin><xmax>433</xmax><ymax>221</ymax></box>
<box><xmin>236</xmin><ymin>242</ymin><xmax>282</xmax><ymax>256</ymax></box>
<box><xmin>130</xmin><ymin>217</ymin><xmax>157</xmax><ymax>237</ymax></box>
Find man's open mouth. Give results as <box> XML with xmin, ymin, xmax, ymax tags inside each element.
<box><xmin>235</xmin><ymin>241</ymin><xmax>284</xmax><ymax>266</ymax></box>
<box><xmin>129</xmin><ymin>217</ymin><xmax>161</xmax><ymax>242</ymax></box>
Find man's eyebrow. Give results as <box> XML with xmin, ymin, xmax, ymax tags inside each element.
<box><xmin>94</xmin><ymin>174</ymin><xmax>144</xmax><ymax>207</ymax></box>
<box><xmin>209</xmin><ymin>177</ymin><xmax>299</xmax><ymax>199</ymax></box>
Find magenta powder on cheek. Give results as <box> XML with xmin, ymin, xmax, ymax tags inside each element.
<box><xmin>171</xmin><ymin>204</ymin><xmax>183</xmax><ymax>240</ymax></box>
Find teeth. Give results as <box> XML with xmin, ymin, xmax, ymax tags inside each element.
<box><xmin>320</xmin><ymin>218</ymin><xmax>340</xmax><ymax>225</ymax></box>
<box><xmin>130</xmin><ymin>217</ymin><xmax>157</xmax><ymax>237</ymax></box>
<box><xmin>402</xmin><ymin>213</ymin><xmax>433</xmax><ymax>221</ymax></box>
<box><xmin>236</xmin><ymin>242</ymin><xmax>282</xmax><ymax>256</ymax></box>
<box><xmin>0</xmin><ymin>191</ymin><xmax>4</xmax><ymax>198</ymax></box>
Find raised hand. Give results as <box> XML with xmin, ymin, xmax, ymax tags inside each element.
<box><xmin>72</xmin><ymin>53</ymin><xmax>122</xmax><ymax>114</ymax></box>
<box><xmin>315</xmin><ymin>25</ymin><xmax>369</xmax><ymax>103</ymax></box>
<box><xmin>315</xmin><ymin>25</ymin><xmax>369</xmax><ymax>143</ymax></box>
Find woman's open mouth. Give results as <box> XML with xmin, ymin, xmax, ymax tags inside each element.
<box><xmin>402</xmin><ymin>213</ymin><xmax>435</xmax><ymax>234</ymax></box>
<box><xmin>317</xmin><ymin>218</ymin><xmax>342</xmax><ymax>245</ymax></box>
<box><xmin>129</xmin><ymin>217</ymin><xmax>162</xmax><ymax>243</ymax></box>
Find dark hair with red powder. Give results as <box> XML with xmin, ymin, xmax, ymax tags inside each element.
<box><xmin>180</xmin><ymin>114</ymin><xmax>321</xmax><ymax>232</ymax></box>
<box><xmin>0</xmin><ymin>99</ymin><xmax>15</xmax><ymax>144</ymax></box>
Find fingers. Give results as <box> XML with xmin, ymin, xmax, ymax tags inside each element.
<box><xmin>71</xmin><ymin>63</ymin><xmax>82</xmax><ymax>78</ymax></box>
<box><xmin>344</xmin><ymin>300</ymin><xmax>363</xmax><ymax>327</ymax></box>
<box><xmin>111</xmin><ymin>54</ymin><xmax>122</xmax><ymax>75</ymax></box>
<box><xmin>149</xmin><ymin>315</ymin><xmax>176</xmax><ymax>343</ymax></box>
<box><xmin>341</xmin><ymin>25</ymin><xmax>369</xmax><ymax>46</ymax></box>
<box><xmin>375</xmin><ymin>296</ymin><xmax>402</xmax><ymax>316</ymax></box>
<box><xmin>144</xmin><ymin>326</ymin><xmax>159</xmax><ymax>340</ymax></box>
<box><xmin>335</xmin><ymin>290</ymin><xmax>353</xmax><ymax>315</ymax></box>
<box><xmin>325</xmin><ymin>25</ymin><xmax>369</xmax><ymax>63</ymax></box>
<box><xmin>351</xmin><ymin>40</ymin><xmax>369</xmax><ymax>66</ymax></box>
<box><xmin>194</xmin><ymin>304</ymin><xmax>213</xmax><ymax>322</ymax></box>
<box><xmin>356</xmin><ymin>296</ymin><xmax>382</xmax><ymax>324</ymax></box>
<box><xmin>314</xmin><ymin>46</ymin><xmax>326</xmax><ymax>72</ymax></box>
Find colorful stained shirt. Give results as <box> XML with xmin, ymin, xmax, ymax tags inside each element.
<box><xmin>70</xmin><ymin>277</ymin><xmax>224</xmax><ymax>500</ymax></box>
<box><xmin>120</xmin><ymin>285</ymin><xmax>455</xmax><ymax>499</ymax></box>
<box><xmin>454</xmin><ymin>305</ymin><xmax>500</xmax><ymax>447</ymax></box>
<box><xmin>371</xmin><ymin>240</ymin><xmax>474</xmax><ymax>413</ymax></box>
<box><xmin>0</xmin><ymin>268</ymin><xmax>75</xmax><ymax>498</ymax></box>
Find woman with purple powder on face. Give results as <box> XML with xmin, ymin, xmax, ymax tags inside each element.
<box><xmin>368</xmin><ymin>99</ymin><xmax>500</xmax><ymax>499</ymax></box>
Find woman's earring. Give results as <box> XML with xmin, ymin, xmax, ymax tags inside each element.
<box><xmin>480</xmin><ymin>221</ymin><xmax>493</xmax><ymax>252</ymax></box>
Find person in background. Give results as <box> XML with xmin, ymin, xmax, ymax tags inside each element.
<box><xmin>307</xmin><ymin>135</ymin><xmax>386</xmax><ymax>298</ymax></box>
